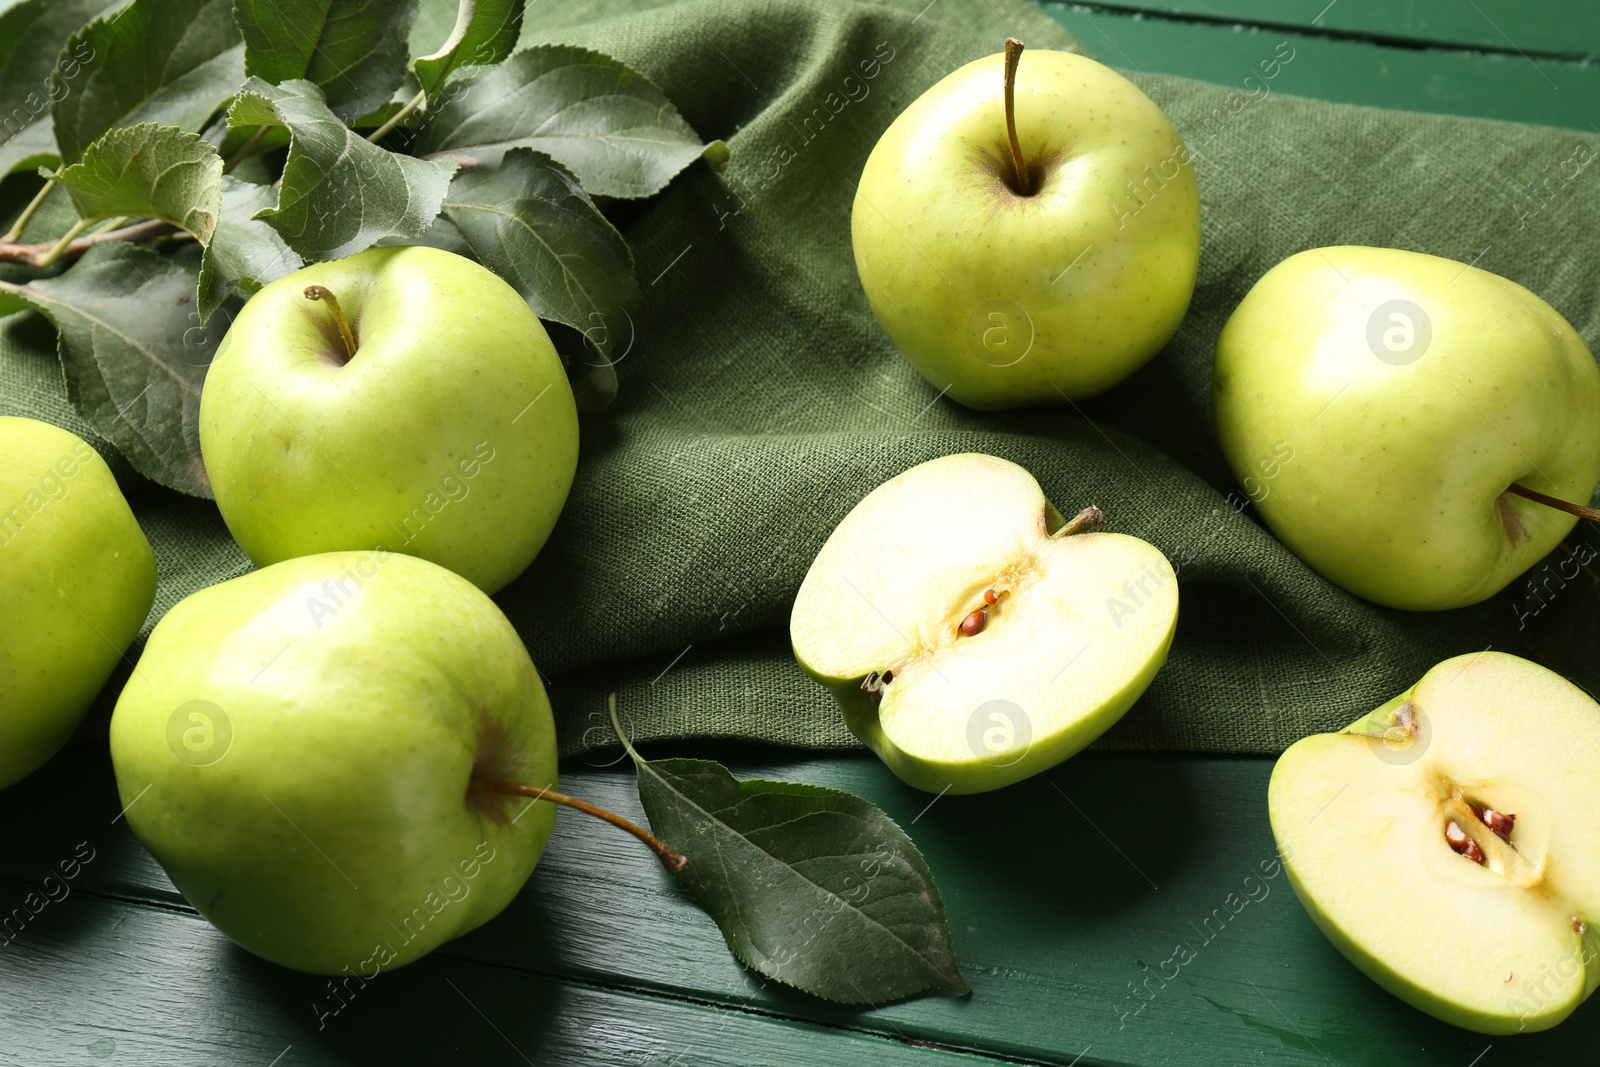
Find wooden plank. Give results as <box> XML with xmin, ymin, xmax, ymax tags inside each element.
<box><xmin>5</xmin><ymin>748</ymin><xmax>1597</xmax><ymax>1065</ymax></box>
<box><xmin>1041</xmin><ymin>2</ymin><xmax>1600</xmax><ymax>131</ymax></box>
<box><xmin>1063</xmin><ymin>0</ymin><xmax>1600</xmax><ymax>57</ymax></box>
<box><xmin>0</xmin><ymin>884</ymin><xmax>1013</xmax><ymax>1066</ymax></box>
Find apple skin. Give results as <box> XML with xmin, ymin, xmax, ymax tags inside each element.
<box><xmin>108</xmin><ymin>551</ymin><xmax>559</xmax><ymax>975</ymax></box>
<box><xmin>852</xmin><ymin>49</ymin><xmax>1200</xmax><ymax>409</ymax></box>
<box><xmin>0</xmin><ymin>417</ymin><xmax>155</xmax><ymax>789</ymax></box>
<box><xmin>199</xmin><ymin>246</ymin><xmax>579</xmax><ymax>594</ymax></box>
<box><xmin>1214</xmin><ymin>246</ymin><xmax>1600</xmax><ymax>610</ymax></box>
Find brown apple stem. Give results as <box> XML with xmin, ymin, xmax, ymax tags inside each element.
<box><xmin>1003</xmin><ymin>38</ymin><xmax>1031</xmax><ymax>196</ymax></box>
<box><xmin>303</xmin><ymin>285</ymin><xmax>357</xmax><ymax>361</ymax></box>
<box><xmin>468</xmin><ymin>779</ymin><xmax>688</xmax><ymax>873</ymax></box>
<box><xmin>1053</xmin><ymin>505</ymin><xmax>1107</xmax><ymax>538</ymax></box>
<box><xmin>1506</xmin><ymin>483</ymin><xmax>1600</xmax><ymax>524</ymax></box>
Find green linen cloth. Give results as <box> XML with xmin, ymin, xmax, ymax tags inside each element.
<box><xmin>5</xmin><ymin>0</ymin><xmax>1597</xmax><ymax>758</ymax></box>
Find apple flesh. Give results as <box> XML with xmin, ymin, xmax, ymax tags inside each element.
<box><xmin>199</xmin><ymin>246</ymin><xmax>580</xmax><ymax>595</ymax></box>
<box><xmin>1270</xmin><ymin>651</ymin><xmax>1600</xmax><ymax>1033</ymax></box>
<box><xmin>108</xmin><ymin>551</ymin><xmax>559</xmax><ymax>974</ymax></box>
<box><xmin>791</xmin><ymin>454</ymin><xmax>1178</xmax><ymax>793</ymax></box>
<box><xmin>1</xmin><ymin>417</ymin><xmax>155</xmax><ymax>788</ymax></box>
<box><xmin>852</xmin><ymin>47</ymin><xmax>1200</xmax><ymax>409</ymax></box>
<box><xmin>1214</xmin><ymin>245</ymin><xmax>1600</xmax><ymax>610</ymax></box>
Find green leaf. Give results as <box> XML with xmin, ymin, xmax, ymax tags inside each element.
<box><xmin>51</xmin><ymin>0</ymin><xmax>245</xmax><ymax>165</ymax></box>
<box><xmin>227</xmin><ymin>77</ymin><xmax>457</xmax><ymax>260</ymax></box>
<box><xmin>622</xmin><ymin>739</ymin><xmax>969</xmax><ymax>1004</ymax></box>
<box><xmin>0</xmin><ymin>243</ymin><xmax>230</xmax><ymax>497</ymax></box>
<box><xmin>234</xmin><ymin>0</ymin><xmax>419</xmax><ymax>124</ymax></box>
<box><xmin>416</xmin><ymin>44</ymin><xmax>717</xmax><ymax>199</ymax></box>
<box><xmin>0</xmin><ymin>0</ymin><xmax>113</xmax><ymax>177</ymax></box>
<box><xmin>442</xmin><ymin>148</ymin><xmax>636</xmax><ymax>354</ymax></box>
<box><xmin>55</xmin><ymin>124</ymin><xmax>222</xmax><ymax>243</ymax></box>
<box><xmin>197</xmin><ymin>176</ymin><xmax>302</xmax><ymax>322</ymax></box>
<box><xmin>413</xmin><ymin>0</ymin><xmax>522</xmax><ymax>99</ymax></box>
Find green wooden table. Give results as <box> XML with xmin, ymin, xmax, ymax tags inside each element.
<box><xmin>4</xmin><ymin>3</ymin><xmax>1599</xmax><ymax>1064</ymax></box>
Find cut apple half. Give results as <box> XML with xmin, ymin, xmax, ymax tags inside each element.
<box><xmin>1269</xmin><ymin>651</ymin><xmax>1600</xmax><ymax>1034</ymax></box>
<box><xmin>790</xmin><ymin>453</ymin><xmax>1178</xmax><ymax>794</ymax></box>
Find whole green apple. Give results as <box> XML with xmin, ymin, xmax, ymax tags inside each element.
<box><xmin>1</xmin><ymin>417</ymin><xmax>155</xmax><ymax>789</ymax></box>
<box><xmin>1214</xmin><ymin>246</ymin><xmax>1600</xmax><ymax>610</ymax></box>
<box><xmin>199</xmin><ymin>246</ymin><xmax>579</xmax><ymax>594</ymax></box>
<box><xmin>108</xmin><ymin>551</ymin><xmax>559</xmax><ymax>975</ymax></box>
<box><xmin>1270</xmin><ymin>651</ymin><xmax>1600</xmax><ymax>1033</ymax></box>
<box><xmin>852</xmin><ymin>42</ymin><xmax>1200</xmax><ymax>409</ymax></box>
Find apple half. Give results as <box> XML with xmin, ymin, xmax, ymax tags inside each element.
<box><xmin>1270</xmin><ymin>651</ymin><xmax>1600</xmax><ymax>1033</ymax></box>
<box><xmin>790</xmin><ymin>454</ymin><xmax>1177</xmax><ymax>793</ymax></box>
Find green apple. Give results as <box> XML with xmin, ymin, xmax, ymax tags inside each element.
<box><xmin>852</xmin><ymin>42</ymin><xmax>1200</xmax><ymax>410</ymax></box>
<box><xmin>108</xmin><ymin>550</ymin><xmax>559</xmax><ymax>974</ymax></box>
<box><xmin>1270</xmin><ymin>651</ymin><xmax>1600</xmax><ymax>1033</ymax></box>
<box><xmin>790</xmin><ymin>453</ymin><xmax>1177</xmax><ymax>793</ymax></box>
<box><xmin>1</xmin><ymin>417</ymin><xmax>155</xmax><ymax>789</ymax></box>
<box><xmin>199</xmin><ymin>246</ymin><xmax>580</xmax><ymax>594</ymax></box>
<box><xmin>1214</xmin><ymin>245</ymin><xmax>1600</xmax><ymax>610</ymax></box>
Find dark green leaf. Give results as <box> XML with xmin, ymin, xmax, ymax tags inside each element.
<box><xmin>234</xmin><ymin>0</ymin><xmax>419</xmax><ymax>124</ymax></box>
<box><xmin>624</xmin><ymin>745</ymin><xmax>969</xmax><ymax>1004</ymax></box>
<box><xmin>55</xmin><ymin>124</ymin><xmax>222</xmax><ymax>242</ymax></box>
<box><xmin>416</xmin><ymin>44</ymin><xmax>717</xmax><ymax>199</ymax></box>
<box><xmin>413</xmin><ymin>0</ymin><xmax>523</xmax><ymax>99</ymax></box>
<box><xmin>0</xmin><ymin>0</ymin><xmax>113</xmax><ymax>176</ymax></box>
<box><xmin>51</xmin><ymin>0</ymin><xmax>244</xmax><ymax>165</ymax></box>
<box><xmin>227</xmin><ymin>77</ymin><xmax>457</xmax><ymax>259</ymax></box>
<box><xmin>197</xmin><ymin>176</ymin><xmax>302</xmax><ymax>322</ymax></box>
<box><xmin>442</xmin><ymin>148</ymin><xmax>636</xmax><ymax>353</ymax></box>
<box><xmin>0</xmin><ymin>243</ymin><xmax>230</xmax><ymax>497</ymax></box>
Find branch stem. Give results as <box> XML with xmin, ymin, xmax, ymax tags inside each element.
<box><xmin>34</xmin><ymin>218</ymin><xmax>93</xmax><ymax>268</ymax></box>
<box><xmin>1507</xmin><ymin>482</ymin><xmax>1600</xmax><ymax>524</ymax></box>
<box><xmin>1003</xmin><ymin>38</ymin><xmax>1031</xmax><ymax>196</ymax></box>
<box><xmin>467</xmin><ymin>779</ymin><xmax>687</xmax><ymax>872</ymax></box>
<box><xmin>3</xmin><ymin>179</ymin><xmax>56</xmax><ymax>244</ymax></box>
<box><xmin>0</xmin><ymin>218</ymin><xmax>174</xmax><ymax>267</ymax></box>
<box><xmin>367</xmin><ymin>89</ymin><xmax>428</xmax><ymax>144</ymax></box>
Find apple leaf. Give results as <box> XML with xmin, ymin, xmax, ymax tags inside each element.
<box><xmin>0</xmin><ymin>0</ymin><xmax>115</xmax><ymax>177</ymax></box>
<box><xmin>55</xmin><ymin>124</ymin><xmax>222</xmax><ymax>244</ymax></box>
<box><xmin>234</xmin><ymin>0</ymin><xmax>420</xmax><ymax>124</ymax></box>
<box><xmin>227</xmin><ymin>77</ymin><xmax>458</xmax><ymax>260</ymax></box>
<box><xmin>51</xmin><ymin>0</ymin><xmax>245</xmax><ymax>166</ymax></box>
<box><xmin>415</xmin><ymin>44</ymin><xmax>720</xmax><ymax>199</ymax></box>
<box><xmin>197</xmin><ymin>176</ymin><xmax>303</xmax><ymax>323</ymax></box>
<box><xmin>441</xmin><ymin>147</ymin><xmax>637</xmax><ymax>408</ymax></box>
<box><xmin>413</xmin><ymin>0</ymin><xmax>523</xmax><ymax>100</ymax></box>
<box><xmin>622</xmin><ymin>742</ymin><xmax>969</xmax><ymax>1004</ymax></box>
<box><xmin>0</xmin><ymin>244</ymin><xmax>230</xmax><ymax>497</ymax></box>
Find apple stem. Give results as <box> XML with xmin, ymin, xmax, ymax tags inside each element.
<box><xmin>1053</xmin><ymin>505</ymin><xmax>1107</xmax><ymax>538</ymax></box>
<box><xmin>1003</xmin><ymin>38</ymin><xmax>1032</xmax><ymax>196</ymax></box>
<box><xmin>1506</xmin><ymin>483</ymin><xmax>1600</xmax><ymax>524</ymax></box>
<box><xmin>468</xmin><ymin>779</ymin><xmax>688</xmax><ymax>873</ymax></box>
<box><xmin>303</xmin><ymin>285</ymin><xmax>358</xmax><ymax>362</ymax></box>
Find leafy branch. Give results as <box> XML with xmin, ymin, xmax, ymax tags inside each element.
<box><xmin>0</xmin><ymin>0</ymin><xmax>725</xmax><ymax>494</ymax></box>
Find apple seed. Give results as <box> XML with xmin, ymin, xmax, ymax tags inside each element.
<box><xmin>960</xmin><ymin>607</ymin><xmax>988</xmax><ymax>637</ymax></box>
<box><xmin>984</xmin><ymin>588</ymin><xmax>998</xmax><ymax>605</ymax></box>
<box><xmin>1474</xmin><ymin>805</ymin><xmax>1516</xmax><ymax>840</ymax></box>
<box><xmin>1444</xmin><ymin>820</ymin><xmax>1486</xmax><ymax>865</ymax></box>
